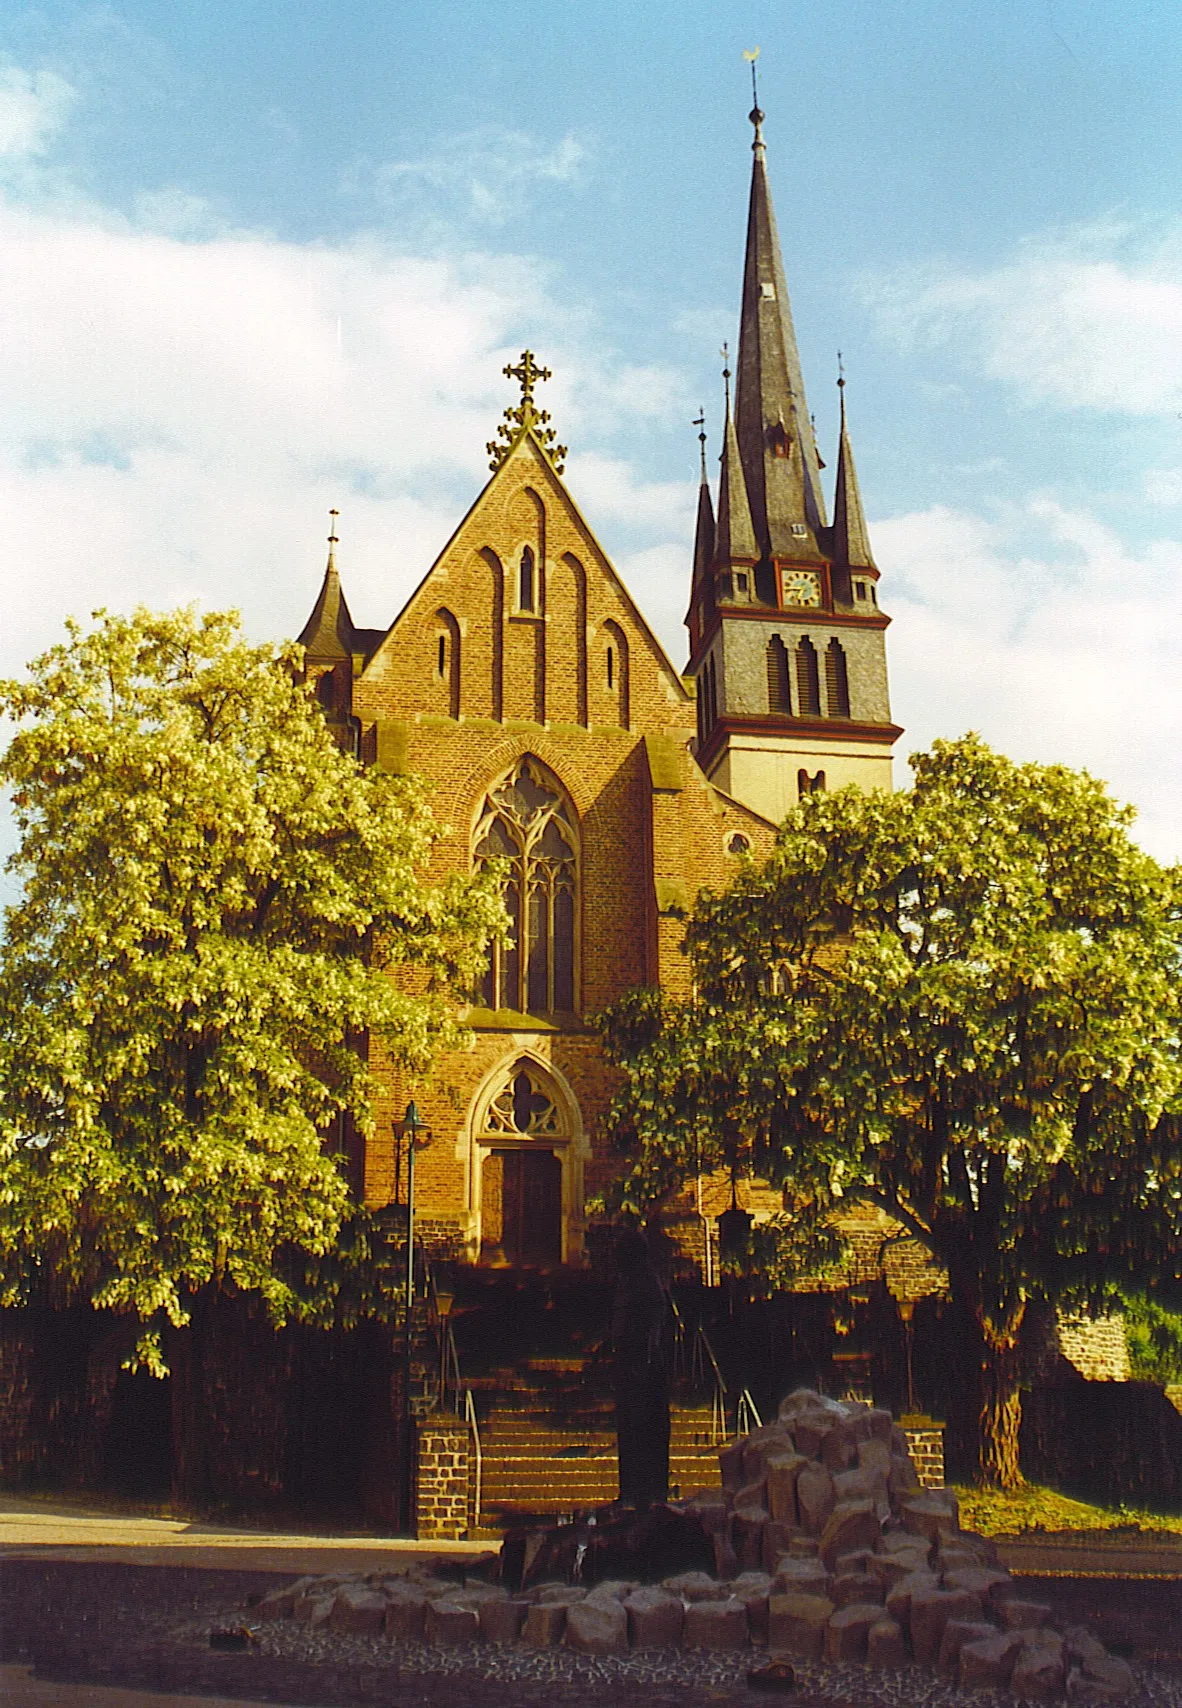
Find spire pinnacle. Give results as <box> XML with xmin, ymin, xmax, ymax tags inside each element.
<box><xmin>299</xmin><ymin>509</ymin><xmax>358</xmax><ymax>661</ymax></box>
<box><xmin>690</xmin><ymin>409</ymin><xmax>716</xmax><ymax>604</ymax></box>
<box><xmin>716</xmin><ymin>377</ymin><xmax>758</xmax><ymax>567</ymax></box>
<box><xmin>733</xmin><ymin>93</ymin><xmax>827</xmax><ymax>560</ymax></box>
<box><xmin>832</xmin><ymin>360</ymin><xmax>877</xmax><ymax>595</ymax></box>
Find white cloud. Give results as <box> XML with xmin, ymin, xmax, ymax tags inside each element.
<box><xmin>0</xmin><ymin>64</ymin><xmax>75</xmax><ymax>160</ymax></box>
<box><xmin>347</xmin><ymin>127</ymin><xmax>591</xmax><ymax>231</ymax></box>
<box><xmin>0</xmin><ymin>190</ymin><xmax>697</xmax><ymax>687</ymax></box>
<box><xmin>864</xmin><ymin>221</ymin><xmax>1182</xmax><ymax>415</ymax></box>
<box><xmin>876</xmin><ymin>499</ymin><xmax>1182</xmax><ymax>862</ymax></box>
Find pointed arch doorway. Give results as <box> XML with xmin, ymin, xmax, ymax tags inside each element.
<box><xmin>474</xmin><ymin>1058</ymin><xmax>578</xmax><ymax>1268</ymax></box>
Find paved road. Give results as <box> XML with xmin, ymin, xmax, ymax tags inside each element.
<box><xmin>996</xmin><ymin>1531</ymin><xmax>1182</xmax><ymax>1579</ymax></box>
<box><xmin>0</xmin><ymin>1491</ymin><xmax>490</xmax><ymax>1576</ymax></box>
<box><xmin>0</xmin><ymin>1664</ymin><xmax>313</xmax><ymax>1708</ymax></box>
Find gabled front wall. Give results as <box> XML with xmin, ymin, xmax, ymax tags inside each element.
<box><xmin>343</xmin><ymin>434</ymin><xmax>775</xmax><ymax>1263</ymax></box>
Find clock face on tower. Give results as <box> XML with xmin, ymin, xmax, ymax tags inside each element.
<box><xmin>782</xmin><ymin>570</ymin><xmax>822</xmax><ymax>608</ymax></box>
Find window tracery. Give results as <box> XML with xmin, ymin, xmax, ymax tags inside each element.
<box><xmin>474</xmin><ymin>756</ymin><xmax>577</xmax><ymax>1013</ymax></box>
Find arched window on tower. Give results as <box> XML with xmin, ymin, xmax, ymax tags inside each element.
<box><xmin>474</xmin><ymin>756</ymin><xmax>577</xmax><ymax>1014</ymax></box>
<box><xmin>795</xmin><ymin>637</ymin><xmax>820</xmax><ymax>716</ymax></box>
<box><xmin>798</xmin><ymin>768</ymin><xmax>826</xmax><ymax>797</ymax></box>
<box><xmin>519</xmin><ymin>547</ymin><xmax>536</xmax><ymax>612</ymax></box>
<box><xmin>824</xmin><ymin>638</ymin><xmax>850</xmax><ymax>718</ymax></box>
<box><xmin>766</xmin><ymin>636</ymin><xmax>792</xmax><ymax>714</ymax></box>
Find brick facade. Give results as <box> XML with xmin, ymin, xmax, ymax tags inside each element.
<box><xmin>308</xmin><ymin>427</ymin><xmax>776</xmax><ymax>1270</ymax></box>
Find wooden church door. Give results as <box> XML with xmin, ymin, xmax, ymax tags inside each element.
<box><xmin>481</xmin><ymin>1148</ymin><xmax>562</xmax><ymax>1267</ymax></box>
<box><xmin>478</xmin><ymin>1062</ymin><xmax>570</xmax><ymax>1267</ymax></box>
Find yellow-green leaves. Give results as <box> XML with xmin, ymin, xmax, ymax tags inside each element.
<box><xmin>0</xmin><ymin>607</ymin><xmax>503</xmax><ymax>1345</ymax></box>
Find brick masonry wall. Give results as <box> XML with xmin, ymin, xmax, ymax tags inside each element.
<box><xmin>902</xmin><ymin>1424</ymin><xmax>946</xmax><ymax>1490</ymax></box>
<box><xmin>338</xmin><ymin>432</ymin><xmax>776</xmax><ymax>1259</ymax></box>
<box><xmin>415</xmin><ymin>1413</ymin><xmax>471</xmax><ymax>1540</ymax></box>
<box><xmin>1055</xmin><ymin>1311</ymin><xmax>1130</xmax><ymax>1382</ymax></box>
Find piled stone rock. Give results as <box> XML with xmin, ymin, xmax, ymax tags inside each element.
<box><xmin>694</xmin><ymin>1387</ymin><xmax>1133</xmax><ymax>1700</ymax></box>
<box><xmin>251</xmin><ymin>1389</ymin><xmax>1134</xmax><ymax>1701</ymax></box>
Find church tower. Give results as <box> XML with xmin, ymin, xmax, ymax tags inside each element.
<box><xmin>687</xmin><ymin>100</ymin><xmax>902</xmax><ymax>823</ymax></box>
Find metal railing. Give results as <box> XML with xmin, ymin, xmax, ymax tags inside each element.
<box><xmin>464</xmin><ymin>1386</ymin><xmax>483</xmax><ymax>1533</ymax></box>
<box><xmin>694</xmin><ymin>1325</ymin><xmax>729</xmax><ymax>1444</ymax></box>
<box><xmin>737</xmin><ymin>1387</ymin><xmax>763</xmax><ymax>1435</ymax></box>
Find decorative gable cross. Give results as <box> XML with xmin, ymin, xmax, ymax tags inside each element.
<box><xmin>487</xmin><ymin>348</ymin><xmax>567</xmax><ymax>475</ymax></box>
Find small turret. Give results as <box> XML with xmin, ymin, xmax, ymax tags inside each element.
<box><xmin>830</xmin><ymin>371</ymin><xmax>878</xmax><ymax>610</ymax></box>
<box><xmin>687</xmin><ymin>411</ymin><xmax>717</xmax><ymax>649</ymax></box>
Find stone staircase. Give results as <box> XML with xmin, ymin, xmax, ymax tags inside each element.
<box><xmin>466</xmin><ymin>1357</ymin><xmax>724</xmax><ymax>1534</ymax></box>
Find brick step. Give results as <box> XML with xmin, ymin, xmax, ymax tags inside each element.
<box><xmin>478</xmin><ymin>1469</ymin><xmax>722</xmax><ymax>1497</ymax></box>
<box><xmin>478</xmin><ymin>1427</ymin><xmax>720</xmax><ymax>1441</ymax></box>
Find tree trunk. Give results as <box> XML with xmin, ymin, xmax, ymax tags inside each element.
<box><xmin>977</xmin><ymin>1302</ymin><xmax>1027</xmax><ymax>1489</ymax></box>
<box><xmin>168</xmin><ymin>1295</ymin><xmax>208</xmax><ymax>1506</ymax></box>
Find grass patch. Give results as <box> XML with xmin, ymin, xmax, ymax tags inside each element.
<box><xmin>955</xmin><ymin>1481</ymin><xmax>1182</xmax><ymax>1538</ymax></box>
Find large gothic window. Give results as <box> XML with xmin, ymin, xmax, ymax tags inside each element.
<box><xmin>474</xmin><ymin>756</ymin><xmax>577</xmax><ymax>1013</ymax></box>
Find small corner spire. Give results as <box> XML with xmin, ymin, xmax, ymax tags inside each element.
<box><xmin>832</xmin><ymin>356</ymin><xmax>877</xmax><ymax>587</ymax></box>
<box><xmin>690</xmin><ymin>408</ymin><xmax>717</xmax><ymax>603</ymax></box>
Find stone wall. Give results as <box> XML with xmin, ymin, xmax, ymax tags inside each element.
<box><xmin>900</xmin><ymin>1423</ymin><xmax>945</xmax><ymax>1490</ymax></box>
<box><xmin>415</xmin><ymin>1412</ymin><xmax>471</xmax><ymax>1540</ymax></box>
<box><xmin>1054</xmin><ymin>1311</ymin><xmax>1130</xmax><ymax>1383</ymax></box>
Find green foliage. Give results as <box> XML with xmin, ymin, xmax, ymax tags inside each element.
<box><xmin>1124</xmin><ymin>1291</ymin><xmax>1182</xmax><ymax>1385</ymax></box>
<box><xmin>0</xmin><ymin>607</ymin><xmax>504</xmax><ymax>1363</ymax></box>
<box><xmin>598</xmin><ymin>736</ymin><xmax>1182</xmax><ymax>1481</ymax></box>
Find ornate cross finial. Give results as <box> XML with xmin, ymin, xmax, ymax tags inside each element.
<box><xmin>487</xmin><ymin>348</ymin><xmax>567</xmax><ymax>474</ymax></box>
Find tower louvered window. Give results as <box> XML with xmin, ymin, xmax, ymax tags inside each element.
<box><xmin>766</xmin><ymin>636</ymin><xmax>791</xmax><ymax>714</ymax></box>
<box><xmin>474</xmin><ymin>757</ymin><xmax>577</xmax><ymax>1014</ymax></box>
<box><xmin>825</xmin><ymin>639</ymin><xmax>850</xmax><ymax>717</ymax></box>
<box><xmin>795</xmin><ymin>637</ymin><xmax>820</xmax><ymax>716</ymax></box>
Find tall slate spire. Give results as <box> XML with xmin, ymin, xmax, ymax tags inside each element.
<box><xmin>831</xmin><ymin>373</ymin><xmax>876</xmax><ymax>607</ymax></box>
<box><xmin>733</xmin><ymin>100</ymin><xmax>827</xmax><ymax>561</ymax></box>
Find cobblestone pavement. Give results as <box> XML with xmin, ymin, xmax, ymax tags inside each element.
<box><xmin>1</xmin><ymin>1496</ymin><xmax>1181</xmax><ymax>1708</ymax></box>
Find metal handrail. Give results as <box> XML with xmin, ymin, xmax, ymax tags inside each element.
<box><xmin>695</xmin><ymin>1325</ymin><xmax>729</xmax><ymax>1444</ymax></box>
<box><xmin>443</xmin><ymin>1321</ymin><xmax>463</xmax><ymax>1414</ymax></box>
<box><xmin>464</xmin><ymin>1387</ymin><xmax>483</xmax><ymax>1535</ymax></box>
<box><xmin>737</xmin><ymin>1387</ymin><xmax>762</xmax><ymax>1435</ymax></box>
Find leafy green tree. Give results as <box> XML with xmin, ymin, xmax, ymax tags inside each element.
<box><xmin>1123</xmin><ymin>1290</ymin><xmax>1182</xmax><ymax>1386</ymax></box>
<box><xmin>0</xmin><ymin>607</ymin><xmax>503</xmax><ymax>1372</ymax></box>
<box><xmin>598</xmin><ymin>737</ymin><xmax>1182</xmax><ymax>1486</ymax></box>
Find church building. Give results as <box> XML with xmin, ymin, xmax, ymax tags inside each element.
<box><xmin>295</xmin><ymin>101</ymin><xmax>903</xmax><ymax>1281</ymax></box>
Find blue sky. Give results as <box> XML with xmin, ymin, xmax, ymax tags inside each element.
<box><xmin>1</xmin><ymin>0</ymin><xmax>1181</xmax><ymax>859</ymax></box>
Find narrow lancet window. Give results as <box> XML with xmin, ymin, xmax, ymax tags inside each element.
<box><xmin>519</xmin><ymin>547</ymin><xmax>535</xmax><ymax>612</ymax></box>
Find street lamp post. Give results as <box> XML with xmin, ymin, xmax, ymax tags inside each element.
<box><xmin>394</xmin><ymin>1100</ymin><xmax>431</xmax><ymax>1536</ymax></box>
